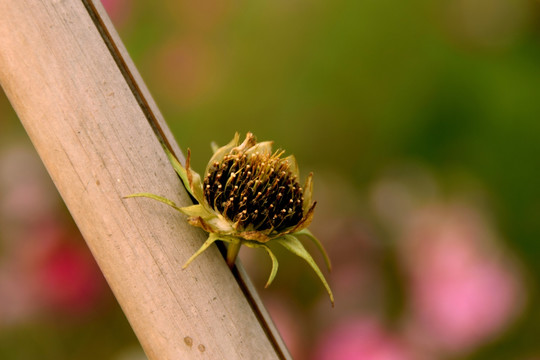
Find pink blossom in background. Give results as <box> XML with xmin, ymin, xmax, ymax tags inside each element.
<box><xmin>0</xmin><ymin>226</ymin><xmax>106</xmax><ymax>324</ymax></box>
<box><xmin>36</xmin><ymin>241</ymin><xmax>106</xmax><ymax>315</ymax></box>
<box><xmin>315</xmin><ymin>318</ymin><xmax>417</xmax><ymax>360</ymax></box>
<box><xmin>0</xmin><ymin>217</ymin><xmax>106</xmax><ymax>323</ymax></box>
<box><xmin>27</xmin><ymin>221</ymin><xmax>107</xmax><ymax>316</ymax></box>
<box><xmin>0</xmin><ymin>144</ymin><xmax>108</xmax><ymax>327</ymax></box>
<box><xmin>401</xmin><ymin>204</ymin><xmax>525</xmax><ymax>354</ymax></box>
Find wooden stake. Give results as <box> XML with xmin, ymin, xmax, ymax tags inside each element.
<box><xmin>0</xmin><ymin>1</ymin><xmax>290</xmax><ymax>359</ymax></box>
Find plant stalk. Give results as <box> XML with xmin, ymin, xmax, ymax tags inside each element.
<box><xmin>227</xmin><ymin>241</ymin><xmax>241</xmax><ymax>268</ymax></box>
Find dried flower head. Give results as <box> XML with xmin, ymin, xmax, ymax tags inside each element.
<box><xmin>126</xmin><ymin>133</ymin><xmax>333</xmax><ymax>305</ymax></box>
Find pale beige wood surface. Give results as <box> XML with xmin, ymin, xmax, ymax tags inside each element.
<box><xmin>0</xmin><ymin>1</ymin><xmax>285</xmax><ymax>359</ymax></box>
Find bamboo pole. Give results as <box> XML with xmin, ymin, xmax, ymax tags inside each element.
<box><xmin>0</xmin><ymin>1</ymin><xmax>289</xmax><ymax>359</ymax></box>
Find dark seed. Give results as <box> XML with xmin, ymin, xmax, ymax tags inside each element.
<box><xmin>203</xmin><ymin>150</ymin><xmax>304</xmax><ymax>232</ymax></box>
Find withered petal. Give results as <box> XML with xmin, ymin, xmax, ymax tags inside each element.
<box><xmin>233</xmin><ymin>132</ymin><xmax>257</xmax><ymax>153</ymax></box>
<box><xmin>238</xmin><ymin>230</ymin><xmax>271</xmax><ymax>242</ymax></box>
<box><xmin>292</xmin><ymin>201</ymin><xmax>317</xmax><ymax>232</ymax></box>
<box><xmin>187</xmin><ymin>216</ymin><xmax>216</xmax><ymax>233</ymax></box>
<box><xmin>302</xmin><ymin>172</ymin><xmax>314</xmax><ymax>214</ymax></box>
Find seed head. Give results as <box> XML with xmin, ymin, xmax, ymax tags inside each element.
<box><xmin>125</xmin><ymin>132</ymin><xmax>334</xmax><ymax>305</ymax></box>
<box><xmin>203</xmin><ymin>150</ymin><xmax>304</xmax><ymax>233</ymax></box>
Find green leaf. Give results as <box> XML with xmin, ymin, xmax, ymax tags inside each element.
<box><xmin>182</xmin><ymin>233</ymin><xmax>228</xmax><ymax>269</ymax></box>
<box><xmin>294</xmin><ymin>228</ymin><xmax>332</xmax><ymax>272</ymax></box>
<box><xmin>275</xmin><ymin>235</ymin><xmax>334</xmax><ymax>306</ymax></box>
<box><xmin>244</xmin><ymin>241</ymin><xmax>279</xmax><ymax>288</ymax></box>
<box><xmin>124</xmin><ymin>193</ymin><xmax>182</xmax><ymax>212</ymax></box>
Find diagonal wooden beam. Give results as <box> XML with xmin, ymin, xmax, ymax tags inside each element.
<box><xmin>0</xmin><ymin>1</ymin><xmax>290</xmax><ymax>359</ymax></box>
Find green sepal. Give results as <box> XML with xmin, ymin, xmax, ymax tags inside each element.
<box><xmin>206</xmin><ymin>133</ymin><xmax>240</xmax><ymax>175</ymax></box>
<box><xmin>178</xmin><ymin>204</ymin><xmax>213</xmax><ymax>218</ymax></box>
<box><xmin>163</xmin><ymin>146</ymin><xmax>211</xmax><ymax>213</ymax></box>
<box><xmin>162</xmin><ymin>146</ymin><xmax>193</xmax><ymax>199</ymax></box>
<box><xmin>244</xmin><ymin>241</ymin><xmax>279</xmax><ymax>288</ymax></box>
<box><xmin>294</xmin><ymin>228</ymin><xmax>332</xmax><ymax>272</ymax></box>
<box><xmin>245</xmin><ymin>140</ymin><xmax>273</xmax><ymax>156</ymax></box>
<box><xmin>182</xmin><ymin>233</ymin><xmax>226</xmax><ymax>269</ymax></box>
<box><xmin>124</xmin><ymin>193</ymin><xmax>182</xmax><ymax>212</ymax></box>
<box><xmin>283</xmin><ymin>154</ymin><xmax>299</xmax><ymax>177</ymax></box>
<box><xmin>275</xmin><ymin>235</ymin><xmax>334</xmax><ymax>306</ymax></box>
<box><xmin>185</xmin><ymin>164</ymin><xmax>206</xmax><ymax>206</ymax></box>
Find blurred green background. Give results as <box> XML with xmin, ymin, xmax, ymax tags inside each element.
<box><xmin>1</xmin><ymin>0</ymin><xmax>539</xmax><ymax>359</ymax></box>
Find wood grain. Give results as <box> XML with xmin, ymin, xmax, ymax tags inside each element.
<box><xmin>0</xmin><ymin>1</ymin><xmax>286</xmax><ymax>359</ymax></box>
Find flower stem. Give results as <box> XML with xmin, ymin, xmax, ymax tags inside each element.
<box><xmin>226</xmin><ymin>241</ymin><xmax>241</xmax><ymax>268</ymax></box>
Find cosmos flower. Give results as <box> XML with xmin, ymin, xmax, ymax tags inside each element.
<box><xmin>127</xmin><ymin>133</ymin><xmax>333</xmax><ymax>304</ymax></box>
